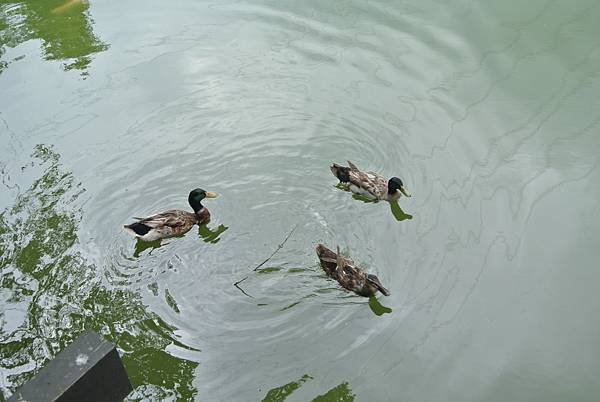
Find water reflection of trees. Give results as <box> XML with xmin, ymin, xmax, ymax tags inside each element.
<box><xmin>0</xmin><ymin>145</ymin><xmax>197</xmax><ymax>400</ymax></box>
<box><xmin>262</xmin><ymin>374</ymin><xmax>356</xmax><ymax>402</ymax></box>
<box><xmin>0</xmin><ymin>0</ymin><xmax>107</xmax><ymax>75</ymax></box>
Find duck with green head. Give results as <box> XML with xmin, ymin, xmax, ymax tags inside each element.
<box><xmin>330</xmin><ymin>160</ymin><xmax>411</xmax><ymax>202</ymax></box>
<box><xmin>124</xmin><ymin>188</ymin><xmax>218</xmax><ymax>242</ymax></box>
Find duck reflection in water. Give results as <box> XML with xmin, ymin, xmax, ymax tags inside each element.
<box><xmin>131</xmin><ymin>223</ymin><xmax>228</xmax><ymax>257</ymax></box>
<box><xmin>334</xmin><ymin>184</ymin><xmax>413</xmax><ymax>222</ymax></box>
<box><xmin>368</xmin><ymin>296</ymin><xmax>392</xmax><ymax>316</ymax></box>
<box><xmin>390</xmin><ymin>200</ymin><xmax>413</xmax><ymax>221</ymax></box>
<box><xmin>198</xmin><ymin>224</ymin><xmax>228</xmax><ymax>244</ymax></box>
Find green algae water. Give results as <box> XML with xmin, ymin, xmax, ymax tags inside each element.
<box><xmin>1</xmin><ymin>0</ymin><xmax>600</xmax><ymax>400</ymax></box>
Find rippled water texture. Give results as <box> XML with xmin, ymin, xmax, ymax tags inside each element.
<box><xmin>2</xmin><ymin>0</ymin><xmax>600</xmax><ymax>401</ymax></box>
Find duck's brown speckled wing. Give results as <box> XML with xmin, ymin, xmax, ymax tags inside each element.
<box><xmin>347</xmin><ymin>161</ymin><xmax>388</xmax><ymax>199</ymax></box>
<box><xmin>316</xmin><ymin>244</ymin><xmax>339</xmax><ymax>278</ymax></box>
<box><xmin>333</xmin><ymin>246</ymin><xmax>364</xmax><ymax>291</ymax></box>
<box><xmin>337</xmin><ymin>260</ymin><xmax>368</xmax><ymax>293</ymax></box>
<box><xmin>137</xmin><ymin>209</ymin><xmax>197</xmax><ymax>236</ymax></box>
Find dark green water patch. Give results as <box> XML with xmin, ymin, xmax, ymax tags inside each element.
<box><xmin>287</xmin><ymin>267</ymin><xmax>313</xmax><ymax>273</ymax></box>
<box><xmin>261</xmin><ymin>375</ymin><xmax>355</xmax><ymax>402</ymax></box>
<box><xmin>312</xmin><ymin>382</ymin><xmax>355</xmax><ymax>402</ymax></box>
<box><xmin>0</xmin><ymin>0</ymin><xmax>108</xmax><ymax>76</ymax></box>
<box><xmin>261</xmin><ymin>374</ymin><xmax>313</xmax><ymax>402</ymax></box>
<box><xmin>0</xmin><ymin>145</ymin><xmax>197</xmax><ymax>400</ymax></box>
<box><xmin>256</xmin><ymin>266</ymin><xmax>284</xmax><ymax>274</ymax></box>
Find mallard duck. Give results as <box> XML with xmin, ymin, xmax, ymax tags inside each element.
<box><xmin>315</xmin><ymin>244</ymin><xmax>390</xmax><ymax>297</ymax></box>
<box><xmin>124</xmin><ymin>188</ymin><xmax>218</xmax><ymax>242</ymax></box>
<box><xmin>330</xmin><ymin>160</ymin><xmax>411</xmax><ymax>202</ymax></box>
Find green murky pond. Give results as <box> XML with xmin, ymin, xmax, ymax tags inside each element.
<box><xmin>1</xmin><ymin>0</ymin><xmax>600</xmax><ymax>401</ymax></box>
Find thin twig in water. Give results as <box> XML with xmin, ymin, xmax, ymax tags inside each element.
<box><xmin>233</xmin><ymin>276</ymin><xmax>253</xmax><ymax>298</ymax></box>
<box><xmin>232</xmin><ymin>225</ymin><xmax>298</xmax><ymax>297</ymax></box>
<box><xmin>253</xmin><ymin>225</ymin><xmax>297</xmax><ymax>271</ymax></box>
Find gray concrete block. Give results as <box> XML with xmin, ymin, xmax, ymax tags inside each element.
<box><xmin>8</xmin><ymin>331</ymin><xmax>132</xmax><ymax>402</ymax></box>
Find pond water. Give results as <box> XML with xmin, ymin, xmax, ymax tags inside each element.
<box><xmin>1</xmin><ymin>0</ymin><xmax>600</xmax><ymax>401</ymax></box>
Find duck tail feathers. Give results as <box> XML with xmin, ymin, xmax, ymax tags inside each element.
<box><xmin>335</xmin><ymin>246</ymin><xmax>346</xmax><ymax>271</ymax></box>
<box><xmin>315</xmin><ymin>244</ymin><xmax>337</xmax><ymax>263</ymax></box>
<box><xmin>330</xmin><ymin>163</ymin><xmax>351</xmax><ymax>183</ymax></box>
<box><xmin>347</xmin><ymin>160</ymin><xmax>359</xmax><ymax>170</ymax></box>
<box><xmin>124</xmin><ymin>222</ymin><xmax>151</xmax><ymax>236</ymax></box>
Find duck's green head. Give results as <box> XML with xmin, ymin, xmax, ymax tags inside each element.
<box><xmin>388</xmin><ymin>177</ymin><xmax>411</xmax><ymax>197</ymax></box>
<box><xmin>188</xmin><ymin>188</ymin><xmax>218</xmax><ymax>212</ymax></box>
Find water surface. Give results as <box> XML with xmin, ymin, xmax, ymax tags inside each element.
<box><xmin>1</xmin><ymin>0</ymin><xmax>600</xmax><ymax>401</ymax></box>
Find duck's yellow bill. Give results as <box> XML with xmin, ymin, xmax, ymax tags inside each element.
<box><xmin>205</xmin><ymin>191</ymin><xmax>218</xmax><ymax>198</ymax></box>
<box><xmin>400</xmin><ymin>186</ymin><xmax>411</xmax><ymax>197</ymax></box>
